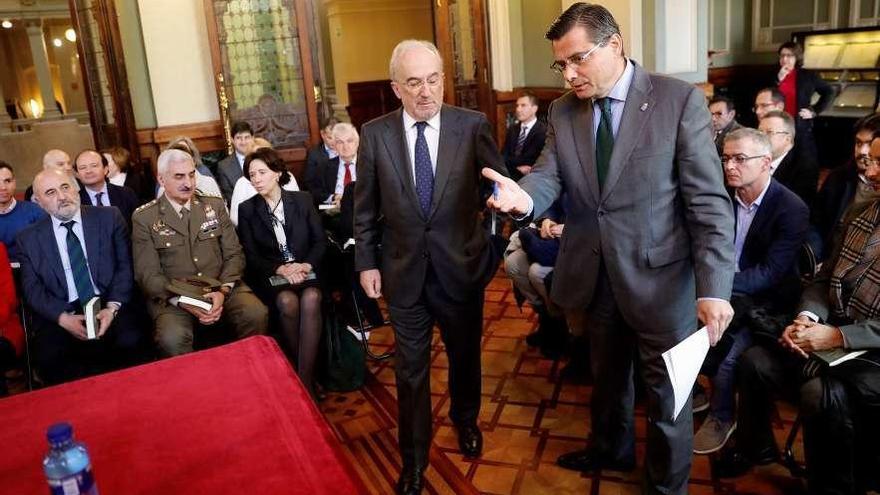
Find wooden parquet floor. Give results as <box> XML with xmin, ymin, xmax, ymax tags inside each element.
<box><xmin>319</xmin><ymin>270</ymin><xmax>810</xmax><ymax>495</ymax></box>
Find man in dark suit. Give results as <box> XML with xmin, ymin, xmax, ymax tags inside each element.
<box><xmin>17</xmin><ymin>169</ymin><xmax>148</xmax><ymax>384</ymax></box>
<box><xmin>308</xmin><ymin>122</ymin><xmax>359</xmax><ymax>206</ymax></box>
<box><xmin>759</xmin><ymin>109</ymin><xmax>818</xmax><ymax>207</ymax></box>
<box><xmin>74</xmin><ymin>149</ymin><xmax>139</xmax><ymax>225</ymax></box>
<box><xmin>484</xmin><ymin>4</ymin><xmax>735</xmax><ymax>493</ymax></box>
<box><xmin>216</xmin><ymin>121</ymin><xmax>255</xmax><ymax>203</ymax></box>
<box><xmin>501</xmin><ymin>92</ymin><xmax>548</xmax><ymax>181</ymax></box>
<box><xmin>693</xmin><ymin>128</ymin><xmax>808</xmax><ymax>455</ymax></box>
<box><xmin>354</xmin><ymin>39</ymin><xmax>508</xmax><ymax>494</ymax></box>
<box><xmin>303</xmin><ymin>117</ymin><xmax>339</xmax><ymax>197</ymax></box>
<box><xmin>709</xmin><ymin>95</ymin><xmax>742</xmax><ymax>156</ymax></box>
<box><xmin>812</xmin><ymin>113</ymin><xmax>880</xmax><ymax>259</ymax></box>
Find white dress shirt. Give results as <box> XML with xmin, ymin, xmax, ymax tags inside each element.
<box><xmin>235</xmin><ymin>152</ymin><xmax>246</xmax><ymax>170</ymax></box>
<box><xmin>109</xmin><ymin>173</ymin><xmax>127</xmax><ymax>187</ymax></box>
<box><xmin>770</xmin><ymin>148</ymin><xmax>790</xmax><ymax>175</ymax></box>
<box><xmin>334</xmin><ymin>158</ymin><xmax>357</xmax><ymax>197</ymax></box>
<box><xmin>51</xmin><ymin>211</ymin><xmax>99</xmax><ymax>303</ymax></box>
<box><xmin>229</xmin><ymin>173</ymin><xmax>300</xmax><ymax>226</ymax></box>
<box><xmin>518</xmin><ymin>117</ymin><xmax>538</xmax><ymax>138</ymax></box>
<box><xmin>403</xmin><ymin>110</ymin><xmax>441</xmax><ymax>181</ymax></box>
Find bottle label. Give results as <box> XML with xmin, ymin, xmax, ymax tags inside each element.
<box><xmin>48</xmin><ymin>465</ymin><xmax>98</xmax><ymax>495</ymax></box>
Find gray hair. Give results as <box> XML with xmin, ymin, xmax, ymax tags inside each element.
<box><xmin>157</xmin><ymin>148</ymin><xmax>195</xmax><ymax>176</ymax></box>
<box><xmin>331</xmin><ymin>122</ymin><xmax>358</xmax><ymax>141</ymax></box>
<box><xmin>760</xmin><ymin>109</ymin><xmax>796</xmax><ymax>138</ymax></box>
<box><xmin>725</xmin><ymin>127</ymin><xmax>772</xmax><ymax>157</ymax></box>
<box><xmin>389</xmin><ymin>39</ymin><xmax>443</xmax><ymax>81</ymax></box>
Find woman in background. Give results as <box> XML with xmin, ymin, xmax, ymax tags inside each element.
<box><xmin>776</xmin><ymin>41</ymin><xmax>834</xmax><ymax>156</ymax></box>
<box><xmin>103</xmin><ymin>146</ymin><xmax>151</xmax><ymax>204</ymax></box>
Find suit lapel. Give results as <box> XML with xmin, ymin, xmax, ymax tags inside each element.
<box><xmin>41</xmin><ymin>218</ymin><xmax>67</xmax><ymax>294</ymax></box>
<box><xmin>571</xmin><ymin>98</ymin><xmax>599</xmax><ymax>204</ymax></box>
<box><xmin>429</xmin><ymin>105</ymin><xmax>463</xmax><ymax>219</ymax></box>
<box><xmin>742</xmin><ymin>180</ymin><xmax>777</xmax><ymax>251</ymax></box>
<box><xmin>601</xmin><ymin>64</ymin><xmax>654</xmax><ymax>202</ymax></box>
<box><xmin>106</xmin><ymin>183</ymin><xmax>118</xmax><ymax>207</ymax></box>
<box><xmin>255</xmin><ymin>196</ymin><xmax>275</xmax><ymax>234</ymax></box>
<box><xmin>382</xmin><ymin>109</ymin><xmax>423</xmax><ymax>218</ymax></box>
<box><xmin>81</xmin><ymin>207</ymin><xmax>102</xmax><ymax>286</ymax></box>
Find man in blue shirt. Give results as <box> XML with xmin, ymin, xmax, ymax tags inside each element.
<box><xmin>0</xmin><ymin>162</ymin><xmax>46</xmax><ymax>262</ymax></box>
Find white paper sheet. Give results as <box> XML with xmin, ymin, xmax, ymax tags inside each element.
<box><xmin>662</xmin><ymin>326</ymin><xmax>710</xmax><ymax>421</ymax></box>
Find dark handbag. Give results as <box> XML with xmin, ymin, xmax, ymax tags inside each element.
<box><xmin>318</xmin><ymin>306</ymin><xmax>365</xmax><ymax>392</ymax></box>
<box><xmin>518</xmin><ymin>227</ymin><xmax>560</xmax><ymax>267</ymax></box>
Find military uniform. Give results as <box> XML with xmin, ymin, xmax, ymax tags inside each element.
<box><xmin>132</xmin><ymin>193</ymin><xmax>267</xmax><ymax>356</ymax></box>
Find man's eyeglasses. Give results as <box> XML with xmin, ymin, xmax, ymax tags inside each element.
<box><xmin>761</xmin><ymin>130</ymin><xmax>790</xmax><ymax>137</ymax></box>
<box><xmin>720</xmin><ymin>154</ymin><xmax>765</xmax><ymax>165</ymax></box>
<box><xmin>401</xmin><ymin>73</ymin><xmax>443</xmax><ymax>92</ymax></box>
<box><xmin>753</xmin><ymin>102</ymin><xmax>777</xmax><ymax>112</ymax></box>
<box><xmin>550</xmin><ymin>42</ymin><xmax>605</xmax><ymax>74</ymax></box>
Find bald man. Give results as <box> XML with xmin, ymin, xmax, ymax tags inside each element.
<box><xmin>24</xmin><ymin>149</ymin><xmax>78</xmax><ymax>202</ymax></box>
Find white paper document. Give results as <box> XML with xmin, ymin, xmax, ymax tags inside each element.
<box><xmin>662</xmin><ymin>326</ymin><xmax>710</xmax><ymax>421</ymax></box>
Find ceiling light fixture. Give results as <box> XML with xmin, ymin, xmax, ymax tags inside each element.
<box><xmin>64</xmin><ymin>28</ymin><xmax>76</xmax><ymax>42</ymax></box>
<box><xmin>1</xmin><ymin>20</ymin><xmax>12</xmax><ymax>29</ymax></box>
<box><xmin>53</xmin><ymin>38</ymin><xmax>62</xmax><ymax>47</ymax></box>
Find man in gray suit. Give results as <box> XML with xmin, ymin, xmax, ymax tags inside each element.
<box><xmin>355</xmin><ymin>40</ymin><xmax>508</xmax><ymax>495</ymax></box>
<box><xmin>216</xmin><ymin>121</ymin><xmax>255</xmax><ymax>203</ymax></box>
<box><xmin>484</xmin><ymin>4</ymin><xmax>736</xmax><ymax>493</ymax></box>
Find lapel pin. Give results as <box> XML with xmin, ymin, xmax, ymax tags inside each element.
<box><xmin>640</xmin><ymin>103</ymin><xmax>648</xmax><ymax>111</ymax></box>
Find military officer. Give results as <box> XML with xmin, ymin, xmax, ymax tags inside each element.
<box><xmin>132</xmin><ymin>148</ymin><xmax>268</xmax><ymax>356</ymax></box>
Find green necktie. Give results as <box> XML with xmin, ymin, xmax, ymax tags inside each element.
<box><xmin>596</xmin><ymin>97</ymin><xmax>614</xmax><ymax>190</ymax></box>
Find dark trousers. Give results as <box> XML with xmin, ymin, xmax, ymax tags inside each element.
<box><xmin>32</xmin><ymin>303</ymin><xmax>150</xmax><ymax>385</ymax></box>
<box><xmin>585</xmin><ymin>266</ymin><xmax>693</xmax><ymax>495</ymax></box>
<box><xmin>387</xmin><ymin>266</ymin><xmax>483</xmax><ymax>470</ymax></box>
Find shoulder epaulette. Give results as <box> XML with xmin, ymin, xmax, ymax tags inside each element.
<box><xmin>134</xmin><ymin>199</ymin><xmax>158</xmax><ymax>213</ymax></box>
<box><xmin>195</xmin><ymin>190</ymin><xmax>222</xmax><ymax>200</ymax></box>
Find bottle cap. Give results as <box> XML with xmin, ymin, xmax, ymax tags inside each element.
<box><xmin>47</xmin><ymin>422</ymin><xmax>72</xmax><ymax>444</ymax></box>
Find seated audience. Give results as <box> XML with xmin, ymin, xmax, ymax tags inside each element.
<box><xmin>693</xmin><ymin>128</ymin><xmax>808</xmax><ymax>455</ymax></box>
<box><xmin>216</xmin><ymin>121</ymin><xmax>256</xmax><ymax>202</ymax></box>
<box><xmin>715</xmin><ymin>132</ymin><xmax>880</xmax><ymax>494</ymax></box>
<box><xmin>159</xmin><ymin>139</ymin><xmax>222</xmax><ymax>198</ymax></box>
<box><xmin>0</xmin><ymin>161</ymin><xmax>46</xmax><ymax>262</ymax></box>
<box><xmin>776</xmin><ymin>41</ymin><xmax>834</xmax><ymax>158</ymax></box>
<box><xmin>0</xmin><ymin>242</ymin><xmax>24</xmax><ymax>396</ymax></box>
<box><xmin>237</xmin><ymin>148</ymin><xmax>325</xmax><ymax>398</ymax></box>
<box><xmin>132</xmin><ymin>149</ymin><xmax>267</xmax><ymax>357</ymax></box>
<box><xmin>759</xmin><ymin>109</ymin><xmax>818</xmax><ymax>206</ymax></box>
<box><xmin>104</xmin><ymin>146</ymin><xmax>152</xmax><ymax>204</ymax></box>
<box><xmin>24</xmin><ymin>149</ymin><xmax>75</xmax><ymax>201</ymax></box>
<box><xmin>812</xmin><ymin>113</ymin><xmax>880</xmax><ymax>260</ymax></box>
<box><xmin>17</xmin><ymin>169</ymin><xmax>148</xmax><ymax>385</ymax></box>
<box><xmin>307</xmin><ymin>122</ymin><xmax>359</xmax><ymax>206</ymax></box>
<box><xmin>501</xmin><ymin>92</ymin><xmax>547</xmax><ymax>181</ymax></box>
<box><xmin>229</xmin><ymin>138</ymin><xmax>300</xmax><ymax>226</ymax></box>
<box><xmin>709</xmin><ymin>96</ymin><xmax>742</xmax><ymax>156</ymax></box>
<box><xmin>74</xmin><ymin>149</ymin><xmax>140</xmax><ymax>225</ymax></box>
<box><xmin>303</xmin><ymin>117</ymin><xmax>339</xmax><ymax>196</ymax></box>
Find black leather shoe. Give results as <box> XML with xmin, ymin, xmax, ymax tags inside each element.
<box><xmin>396</xmin><ymin>466</ymin><xmax>425</xmax><ymax>495</ymax></box>
<box><xmin>714</xmin><ymin>446</ymin><xmax>779</xmax><ymax>479</ymax></box>
<box><xmin>456</xmin><ymin>423</ymin><xmax>483</xmax><ymax>458</ymax></box>
<box><xmin>556</xmin><ymin>448</ymin><xmax>635</xmax><ymax>472</ymax></box>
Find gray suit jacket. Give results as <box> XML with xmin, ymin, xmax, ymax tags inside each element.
<box><xmin>354</xmin><ymin>105</ymin><xmax>508</xmax><ymax>306</ymax></box>
<box><xmin>519</xmin><ymin>62</ymin><xmax>735</xmax><ymax>334</ymax></box>
<box><xmin>216</xmin><ymin>154</ymin><xmax>242</xmax><ymax>202</ymax></box>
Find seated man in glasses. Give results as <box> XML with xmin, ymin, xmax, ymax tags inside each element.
<box><xmin>759</xmin><ymin>110</ymin><xmax>819</xmax><ymax>207</ymax></box>
<box><xmin>693</xmin><ymin>128</ymin><xmax>809</xmax><ymax>455</ymax></box>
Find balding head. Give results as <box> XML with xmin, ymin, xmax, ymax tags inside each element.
<box><xmin>42</xmin><ymin>149</ymin><xmax>72</xmax><ymax>174</ymax></box>
<box><xmin>33</xmin><ymin>168</ymin><xmax>81</xmax><ymax>221</ymax></box>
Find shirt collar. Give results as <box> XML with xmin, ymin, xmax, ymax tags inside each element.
<box><xmin>0</xmin><ymin>198</ymin><xmax>16</xmax><ymax>215</ymax></box>
<box><xmin>770</xmin><ymin>148</ymin><xmax>791</xmax><ymax>172</ymax></box>
<box><xmin>735</xmin><ymin>176</ymin><xmax>772</xmax><ymax>209</ymax></box>
<box><xmin>164</xmin><ymin>196</ymin><xmax>192</xmax><ymax>216</ymax></box>
<box><xmin>88</xmin><ymin>182</ymin><xmax>108</xmax><ymax>197</ymax></box>
<box><xmin>598</xmin><ymin>58</ymin><xmax>634</xmax><ymax>104</ymax></box>
<box><xmin>235</xmin><ymin>152</ymin><xmax>246</xmax><ymax>165</ymax></box>
<box><xmin>341</xmin><ymin>158</ymin><xmax>356</xmax><ymax>167</ymax></box>
<box><xmin>403</xmin><ymin>108</ymin><xmax>442</xmax><ymax>132</ymax></box>
<box><xmin>520</xmin><ymin>117</ymin><xmax>538</xmax><ymax>129</ymax></box>
<box><xmin>52</xmin><ymin>209</ymin><xmax>83</xmax><ymax>230</ymax></box>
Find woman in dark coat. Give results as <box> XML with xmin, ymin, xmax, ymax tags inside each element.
<box><xmin>776</xmin><ymin>41</ymin><xmax>835</xmax><ymax>155</ymax></box>
<box><xmin>237</xmin><ymin>148</ymin><xmax>326</xmax><ymax>398</ymax></box>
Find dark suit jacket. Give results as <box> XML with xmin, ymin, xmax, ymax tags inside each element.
<box><xmin>216</xmin><ymin>154</ymin><xmax>243</xmax><ymax>203</ymax></box>
<box><xmin>303</xmin><ymin>143</ymin><xmax>333</xmax><ymax>196</ymax></box>
<box><xmin>714</xmin><ymin>120</ymin><xmax>743</xmax><ymax>156</ymax></box>
<box><xmin>79</xmin><ymin>181</ymin><xmax>139</xmax><ymax>226</ymax></box>
<box><xmin>501</xmin><ymin>120</ymin><xmax>547</xmax><ymax>181</ymax></box>
<box><xmin>16</xmin><ymin>206</ymin><xmax>133</xmax><ymax>323</ymax></box>
<box><xmin>519</xmin><ymin>62</ymin><xmax>735</xmax><ymax>333</ymax></box>
<box><xmin>237</xmin><ymin>190</ymin><xmax>326</xmax><ymax>300</ymax></box>
<box><xmin>812</xmin><ymin>163</ymin><xmax>859</xmax><ymax>252</ymax></box>
<box><xmin>122</xmin><ymin>170</ymin><xmax>153</xmax><ymax>205</ymax></box>
<box><xmin>306</xmin><ymin>156</ymin><xmax>342</xmax><ymax>205</ymax></box>
<box><xmin>733</xmin><ymin>179</ymin><xmax>809</xmax><ymax>306</ymax></box>
<box><xmin>354</xmin><ymin>105</ymin><xmax>508</xmax><ymax>306</ymax></box>
<box><xmin>774</xmin><ymin>141</ymin><xmax>819</xmax><ymax>207</ymax></box>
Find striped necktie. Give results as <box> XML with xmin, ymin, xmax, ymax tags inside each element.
<box><xmin>60</xmin><ymin>221</ymin><xmax>95</xmax><ymax>306</ymax></box>
<box><xmin>514</xmin><ymin>125</ymin><xmax>528</xmax><ymax>155</ymax></box>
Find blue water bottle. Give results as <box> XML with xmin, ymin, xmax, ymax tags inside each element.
<box><xmin>43</xmin><ymin>422</ymin><xmax>99</xmax><ymax>495</ymax></box>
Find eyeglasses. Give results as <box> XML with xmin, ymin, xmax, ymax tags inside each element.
<box><xmin>401</xmin><ymin>73</ymin><xmax>443</xmax><ymax>92</ymax></box>
<box><xmin>761</xmin><ymin>130</ymin><xmax>790</xmax><ymax>137</ymax></box>
<box><xmin>753</xmin><ymin>102</ymin><xmax>777</xmax><ymax>112</ymax></box>
<box><xmin>550</xmin><ymin>42</ymin><xmax>605</xmax><ymax>74</ymax></box>
<box><xmin>720</xmin><ymin>154</ymin><xmax>765</xmax><ymax>165</ymax></box>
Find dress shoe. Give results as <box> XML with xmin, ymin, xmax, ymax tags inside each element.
<box><xmin>396</xmin><ymin>466</ymin><xmax>425</xmax><ymax>495</ymax></box>
<box><xmin>456</xmin><ymin>423</ymin><xmax>483</xmax><ymax>458</ymax></box>
<box><xmin>713</xmin><ymin>446</ymin><xmax>779</xmax><ymax>478</ymax></box>
<box><xmin>556</xmin><ymin>448</ymin><xmax>635</xmax><ymax>473</ymax></box>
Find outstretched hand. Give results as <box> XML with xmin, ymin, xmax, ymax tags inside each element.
<box><xmin>482</xmin><ymin>168</ymin><xmax>531</xmax><ymax>215</ymax></box>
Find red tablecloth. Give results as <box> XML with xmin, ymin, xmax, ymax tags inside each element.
<box><xmin>0</xmin><ymin>336</ymin><xmax>364</xmax><ymax>494</ymax></box>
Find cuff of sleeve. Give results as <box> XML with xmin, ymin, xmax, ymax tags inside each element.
<box><xmin>798</xmin><ymin>311</ymin><xmax>820</xmax><ymax>322</ymax></box>
<box><xmin>169</xmin><ymin>296</ymin><xmax>180</xmax><ymax>307</ymax></box>
<box><xmin>511</xmin><ymin>195</ymin><xmax>534</xmax><ymax>222</ymax></box>
<box><xmin>697</xmin><ymin>297</ymin><xmax>728</xmax><ymax>303</ymax></box>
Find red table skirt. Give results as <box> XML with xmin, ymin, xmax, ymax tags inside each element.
<box><xmin>0</xmin><ymin>336</ymin><xmax>364</xmax><ymax>494</ymax></box>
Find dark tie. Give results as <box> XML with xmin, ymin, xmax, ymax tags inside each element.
<box><xmin>95</xmin><ymin>192</ymin><xmax>104</xmax><ymax>206</ymax></box>
<box><xmin>596</xmin><ymin>97</ymin><xmax>614</xmax><ymax>189</ymax></box>
<box><xmin>60</xmin><ymin>221</ymin><xmax>95</xmax><ymax>305</ymax></box>
<box><xmin>514</xmin><ymin>125</ymin><xmax>528</xmax><ymax>155</ymax></box>
<box><xmin>343</xmin><ymin>162</ymin><xmax>353</xmax><ymax>187</ymax></box>
<box><xmin>414</xmin><ymin>121</ymin><xmax>434</xmax><ymax>216</ymax></box>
